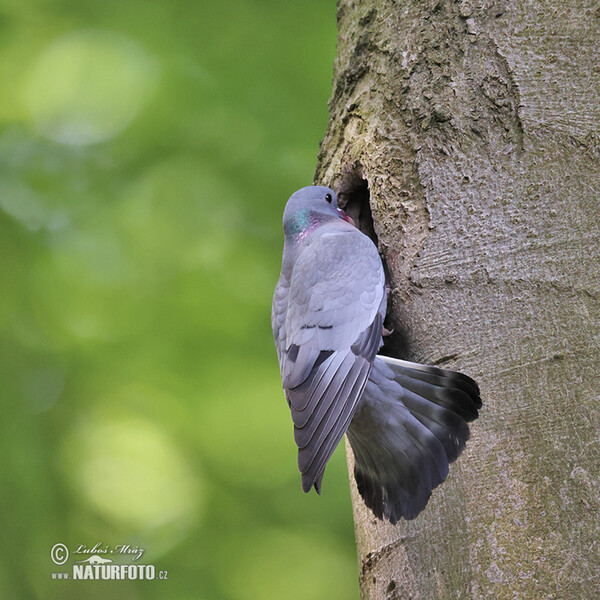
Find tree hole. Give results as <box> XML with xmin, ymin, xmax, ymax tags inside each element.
<box><xmin>336</xmin><ymin>171</ymin><xmax>377</xmax><ymax>246</ymax></box>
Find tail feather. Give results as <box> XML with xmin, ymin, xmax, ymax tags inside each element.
<box><xmin>349</xmin><ymin>414</ymin><xmax>432</xmax><ymax>521</ymax></box>
<box><xmin>379</xmin><ymin>355</ymin><xmax>481</xmax><ymax>415</ymax></box>
<box><xmin>347</xmin><ymin>356</ymin><xmax>481</xmax><ymax>523</ymax></box>
<box><xmin>398</xmin><ymin>388</ymin><xmax>470</xmax><ymax>462</ymax></box>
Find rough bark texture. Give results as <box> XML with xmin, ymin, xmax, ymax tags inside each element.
<box><xmin>315</xmin><ymin>1</ymin><xmax>600</xmax><ymax>598</ymax></box>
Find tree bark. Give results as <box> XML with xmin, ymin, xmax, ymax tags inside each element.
<box><xmin>315</xmin><ymin>1</ymin><xmax>600</xmax><ymax>598</ymax></box>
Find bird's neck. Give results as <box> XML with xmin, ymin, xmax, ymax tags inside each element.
<box><xmin>283</xmin><ymin>209</ymin><xmax>328</xmax><ymax>243</ymax></box>
<box><xmin>281</xmin><ymin>211</ymin><xmax>324</xmax><ymax>276</ymax></box>
<box><xmin>284</xmin><ymin>209</ymin><xmax>319</xmax><ymax>241</ymax></box>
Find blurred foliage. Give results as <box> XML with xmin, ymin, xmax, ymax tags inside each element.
<box><xmin>0</xmin><ymin>1</ymin><xmax>361</xmax><ymax>598</ymax></box>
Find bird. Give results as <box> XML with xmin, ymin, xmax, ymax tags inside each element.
<box><xmin>271</xmin><ymin>185</ymin><xmax>481</xmax><ymax>524</ymax></box>
<box><xmin>76</xmin><ymin>555</ymin><xmax>113</xmax><ymax>565</ymax></box>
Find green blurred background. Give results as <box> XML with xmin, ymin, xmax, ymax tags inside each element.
<box><xmin>0</xmin><ymin>1</ymin><xmax>361</xmax><ymax>598</ymax></box>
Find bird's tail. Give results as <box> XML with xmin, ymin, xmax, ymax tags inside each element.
<box><xmin>346</xmin><ymin>355</ymin><xmax>481</xmax><ymax>524</ymax></box>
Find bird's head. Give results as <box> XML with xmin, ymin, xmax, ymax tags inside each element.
<box><xmin>282</xmin><ymin>186</ymin><xmax>354</xmax><ymax>241</ymax></box>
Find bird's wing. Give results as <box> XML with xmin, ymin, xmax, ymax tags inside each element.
<box><xmin>280</xmin><ymin>222</ymin><xmax>386</xmax><ymax>492</ymax></box>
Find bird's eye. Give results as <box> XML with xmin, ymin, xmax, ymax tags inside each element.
<box><xmin>325</xmin><ymin>193</ymin><xmax>333</xmax><ymax>203</ymax></box>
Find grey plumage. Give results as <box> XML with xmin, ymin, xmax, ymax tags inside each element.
<box><xmin>272</xmin><ymin>185</ymin><xmax>481</xmax><ymax>522</ymax></box>
<box><xmin>348</xmin><ymin>356</ymin><xmax>480</xmax><ymax>523</ymax></box>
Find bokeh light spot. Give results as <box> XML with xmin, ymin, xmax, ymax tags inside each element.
<box><xmin>63</xmin><ymin>411</ymin><xmax>200</xmax><ymax>540</ymax></box>
<box><xmin>24</xmin><ymin>30</ymin><xmax>158</xmax><ymax>145</ymax></box>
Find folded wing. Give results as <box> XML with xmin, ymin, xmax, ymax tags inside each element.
<box><xmin>275</xmin><ymin>222</ymin><xmax>386</xmax><ymax>492</ymax></box>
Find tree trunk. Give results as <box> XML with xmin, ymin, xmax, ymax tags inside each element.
<box><xmin>315</xmin><ymin>1</ymin><xmax>600</xmax><ymax>598</ymax></box>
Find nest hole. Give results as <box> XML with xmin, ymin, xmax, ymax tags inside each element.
<box><xmin>337</xmin><ymin>172</ymin><xmax>377</xmax><ymax>246</ymax></box>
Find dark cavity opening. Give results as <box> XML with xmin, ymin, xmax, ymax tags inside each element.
<box><xmin>336</xmin><ymin>171</ymin><xmax>377</xmax><ymax>246</ymax></box>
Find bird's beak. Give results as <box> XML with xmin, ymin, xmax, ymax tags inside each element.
<box><xmin>337</xmin><ymin>207</ymin><xmax>356</xmax><ymax>227</ymax></box>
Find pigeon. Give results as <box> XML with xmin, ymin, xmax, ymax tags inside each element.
<box><xmin>272</xmin><ymin>185</ymin><xmax>481</xmax><ymax>523</ymax></box>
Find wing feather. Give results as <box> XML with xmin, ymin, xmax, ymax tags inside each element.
<box><xmin>292</xmin><ymin>313</ymin><xmax>384</xmax><ymax>491</ymax></box>
<box><xmin>302</xmin><ymin>360</ymin><xmax>371</xmax><ymax>493</ymax></box>
<box><xmin>290</xmin><ymin>352</ymin><xmax>349</xmax><ymax>429</ymax></box>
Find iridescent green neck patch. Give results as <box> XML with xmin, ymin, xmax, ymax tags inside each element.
<box><xmin>284</xmin><ymin>209</ymin><xmax>321</xmax><ymax>242</ymax></box>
